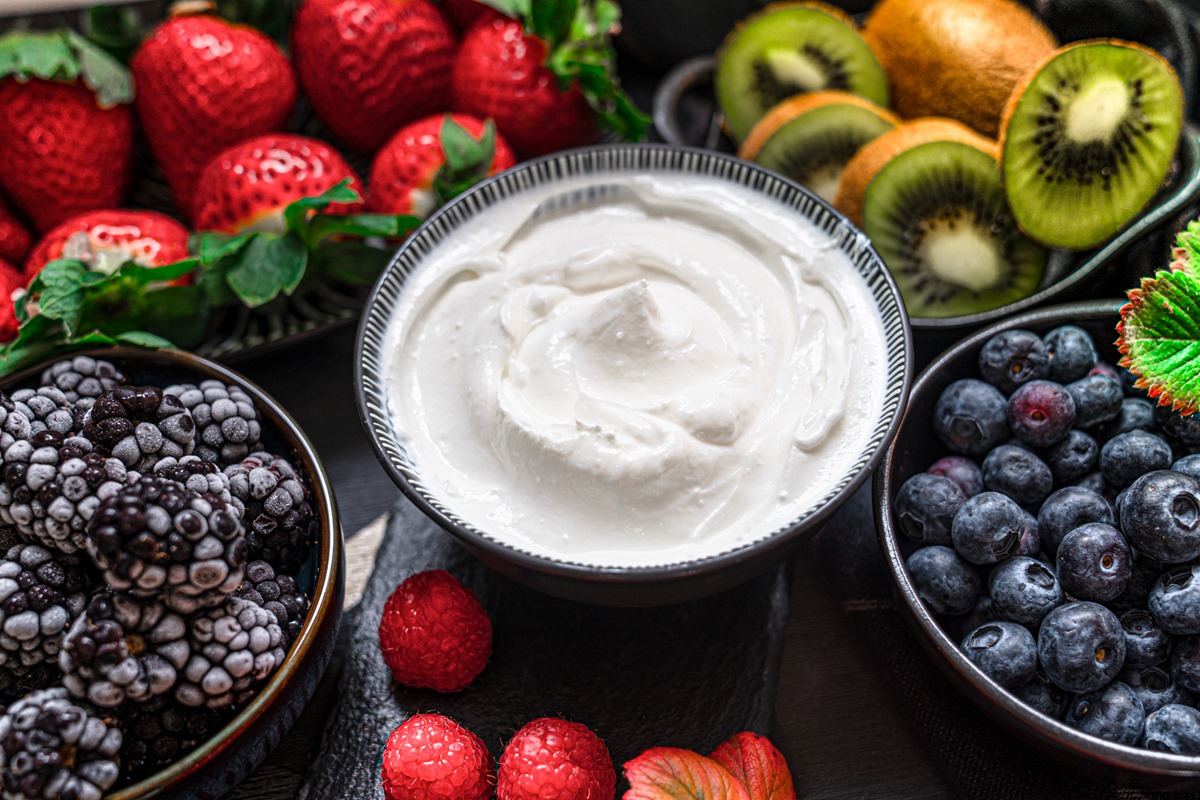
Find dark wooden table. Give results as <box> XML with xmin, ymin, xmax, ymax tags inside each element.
<box><xmin>225</xmin><ymin>324</ymin><xmax>957</xmax><ymax>800</ymax></box>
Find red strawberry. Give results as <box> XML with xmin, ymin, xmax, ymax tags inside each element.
<box><xmin>0</xmin><ymin>31</ymin><xmax>135</xmax><ymax>232</ymax></box>
<box><xmin>0</xmin><ymin>197</ymin><xmax>33</xmax><ymax>265</ymax></box>
<box><xmin>497</xmin><ymin>717</ymin><xmax>616</xmax><ymax>800</ymax></box>
<box><xmin>131</xmin><ymin>13</ymin><xmax>298</xmax><ymax>216</ymax></box>
<box><xmin>292</xmin><ymin>0</ymin><xmax>456</xmax><ymax>154</ymax></box>
<box><xmin>0</xmin><ymin>257</ymin><xmax>24</xmax><ymax>343</ymax></box>
<box><xmin>192</xmin><ymin>134</ymin><xmax>364</xmax><ymax>234</ymax></box>
<box><xmin>369</xmin><ymin>113</ymin><xmax>516</xmax><ymax>217</ymax></box>
<box><xmin>440</xmin><ymin>0</ymin><xmax>507</xmax><ymax>34</ymax></box>
<box><xmin>381</xmin><ymin>714</ymin><xmax>494</xmax><ymax>800</ymax></box>
<box><xmin>24</xmin><ymin>210</ymin><xmax>191</xmax><ymax>282</ymax></box>
<box><xmin>378</xmin><ymin>569</ymin><xmax>491</xmax><ymax>692</ymax></box>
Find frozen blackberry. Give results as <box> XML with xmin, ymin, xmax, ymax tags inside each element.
<box><xmin>153</xmin><ymin>455</ymin><xmax>243</xmax><ymax>515</ymax></box>
<box><xmin>80</xmin><ymin>386</ymin><xmax>195</xmax><ymax>471</ymax></box>
<box><xmin>40</xmin><ymin>356</ymin><xmax>125</xmax><ymax>405</ymax></box>
<box><xmin>0</xmin><ymin>433</ymin><xmax>131</xmax><ymax>553</ymax></box>
<box><xmin>0</xmin><ymin>395</ymin><xmax>32</xmax><ymax>451</ymax></box>
<box><xmin>60</xmin><ymin>592</ymin><xmax>189</xmax><ymax>708</ymax></box>
<box><xmin>165</xmin><ymin>380</ymin><xmax>262</xmax><ymax>467</ymax></box>
<box><xmin>0</xmin><ymin>687</ymin><xmax>122</xmax><ymax>800</ymax></box>
<box><xmin>0</xmin><ymin>544</ymin><xmax>91</xmax><ymax>700</ymax></box>
<box><xmin>225</xmin><ymin>452</ymin><xmax>318</xmax><ymax>575</ymax></box>
<box><xmin>234</xmin><ymin>560</ymin><xmax>309</xmax><ymax>647</ymax></box>
<box><xmin>176</xmin><ymin>594</ymin><xmax>285</xmax><ymax>711</ymax></box>
<box><xmin>86</xmin><ymin>474</ymin><xmax>246</xmax><ymax>614</ymax></box>
<box><xmin>117</xmin><ymin>695</ymin><xmax>222</xmax><ymax>781</ymax></box>
<box><xmin>9</xmin><ymin>387</ymin><xmax>76</xmax><ymax>438</ymax></box>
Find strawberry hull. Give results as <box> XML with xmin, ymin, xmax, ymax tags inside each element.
<box><xmin>292</xmin><ymin>0</ymin><xmax>457</xmax><ymax>154</ymax></box>
<box><xmin>0</xmin><ymin>79</ymin><xmax>133</xmax><ymax>232</ymax></box>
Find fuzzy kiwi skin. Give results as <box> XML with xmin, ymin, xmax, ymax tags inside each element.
<box><xmin>862</xmin><ymin>0</ymin><xmax>1056</xmax><ymax>137</ymax></box>
<box><xmin>834</xmin><ymin>117</ymin><xmax>997</xmax><ymax>227</ymax></box>
<box><xmin>738</xmin><ymin>90</ymin><xmax>900</xmax><ymax>160</ymax></box>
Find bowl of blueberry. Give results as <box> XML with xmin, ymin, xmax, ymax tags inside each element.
<box><xmin>0</xmin><ymin>348</ymin><xmax>343</xmax><ymax>800</ymax></box>
<box><xmin>875</xmin><ymin>298</ymin><xmax>1200</xmax><ymax>783</ymax></box>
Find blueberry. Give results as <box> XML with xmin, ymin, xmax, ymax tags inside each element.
<box><xmin>1110</xmin><ymin>552</ymin><xmax>1167</xmax><ymax>614</ymax></box>
<box><xmin>1044</xmin><ymin>325</ymin><xmax>1098</xmax><ymax>383</ymax></box>
<box><xmin>1065</xmin><ymin>375</ymin><xmax>1124</xmax><ymax>431</ymax></box>
<box><xmin>906</xmin><ymin>546</ymin><xmax>980</xmax><ymax>615</ymax></box>
<box><xmin>1038</xmin><ymin>601</ymin><xmax>1125</xmax><ymax>693</ymax></box>
<box><xmin>947</xmin><ymin>592</ymin><xmax>998</xmax><ymax>642</ymax></box>
<box><xmin>927</xmin><ymin>455</ymin><xmax>984</xmax><ymax>498</ymax></box>
<box><xmin>1172</xmin><ymin>453</ymin><xmax>1200</xmax><ymax>482</ymax></box>
<box><xmin>1044</xmin><ymin>429</ymin><xmax>1099</xmax><ymax>484</ymax></box>
<box><xmin>978</xmin><ymin>329</ymin><xmax>1050</xmax><ymax>394</ymax></box>
<box><xmin>1155</xmin><ymin>404</ymin><xmax>1200</xmax><ymax>447</ymax></box>
<box><xmin>952</xmin><ymin>492</ymin><xmax>1026</xmax><ymax>565</ymax></box>
<box><xmin>1098</xmin><ymin>397</ymin><xmax>1155</xmax><ymax>441</ymax></box>
<box><xmin>1065</xmin><ymin>681</ymin><xmax>1145</xmax><ymax>745</ymax></box>
<box><xmin>1120</xmin><ymin>470</ymin><xmax>1200</xmax><ymax>563</ymax></box>
<box><xmin>1149</xmin><ymin>565</ymin><xmax>1200</xmax><ymax>635</ymax></box>
<box><xmin>1170</xmin><ymin>636</ymin><xmax>1200</xmax><ymax>693</ymax></box>
<box><xmin>1014</xmin><ymin>670</ymin><xmax>1068</xmax><ymax>719</ymax></box>
<box><xmin>1055</xmin><ymin>522</ymin><xmax>1132</xmax><ymax>602</ymax></box>
<box><xmin>895</xmin><ymin>473</ymin><xmax>965</xmax><ymax>546</ymax></box>
<box><xmin>1067</xmin><ymin>471</ymin><xmax>1108</xmax><ymax>497</ymax></box>
<box><xmin>1099</xmin><ymin>430</ymin><xmax>1173</xmax><ymax>490</ymax></box>
<box><xmin>982</xmin><ymin>445</ymin><xmax>1053</xmax><ymax>506</ymax></box>
<box><xmin>1119</xmin><ymin>667</ymin><xmax>1195</xmax><ymax>714</ymax></box>
<box><xmin>1007</xmin><ymin>380</ymin><xmax>1076</xmax><ymax>447</ymax></box>
<box><xmin>1120</xmin><ymin>608</ymin><xmax>1172</xmax><ymax>669</ymax></box>
<box><xmin>988</xmin><ymin>556</ymin><xmax>1063</xmax><ymax>628</ymax></box>
<box><xmin>1142</xmin><ymin>704</ymin><xmax>1200</xmax><ymax>754</ymax></box>
<box><xmin>1017</xmin><ymin>510</ymin><xmax>1041</xmax><ymax>557</ymax></box>
<box><xmin>1089</xmin><ymin>361</ymin><xmax>1122</xmax><ymax>382</ymax></box>
<box><xmin>962</xmin><ymin>620</ymin><xmax>1038</xmax><ymax>689</ymax></box>
<box><xmin>934</xmin><ymin>379</ymin><xmax>1009</xmax><ymax>457</ymax></box>
<box><xmin>1036</xmin><ymin>486</ymin><xmax>1114</xmax><ymax>554</ymax></box>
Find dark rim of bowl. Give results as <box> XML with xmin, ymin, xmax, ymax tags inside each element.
<box><xmin>356</xmin><ymin>141</ymin><xmax>913</xmax><ymax>582</ymax></box>
<box><xmin>875</xmin><ymin>299</ymin><xmax>1200</xmax><ymax>776</ymax></box>
<box><xmin>0</xmin><ymin>346</ymin><xmax>343</xmax><ymax>798</ymax></box>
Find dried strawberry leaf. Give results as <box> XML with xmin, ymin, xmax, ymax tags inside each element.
<box><xmin>709</xmin><ymin>733</ymin><xmax>796</xmax><ymax>800</ymax></box>
<box><xmin>624</xmin><ymin>747</ymin><xmax>752</xmax><ymax>800</ymax></box>
<box><xmin>1117</xmin><ymin>267</ymin><xmax>1200</xmax><ymax>414</ymax></box>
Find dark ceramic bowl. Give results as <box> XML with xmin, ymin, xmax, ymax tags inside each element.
<box><xmin>0</xmin><ymin>347</ymin><xmax>344</xmax><ymax>800</ymax></box>
<box><xmin>874</xmin><ymin>301</ymin><xmax>1200</xmax><ymax>786</ymax></box>
<box><xmin>357</xmin><ymin>143</ymin><xmax>912</xmax><ymax>606</ymax></box>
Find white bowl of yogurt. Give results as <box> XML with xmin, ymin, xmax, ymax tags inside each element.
<box><xmin>356</xmin><ymin>144</ymin><xmax>912</xmax><ymax>605</ymax></box>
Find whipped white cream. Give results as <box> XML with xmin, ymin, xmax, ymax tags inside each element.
<box><xmin>383</xmin><ymin>172</ymin><xmax>888</xmax><ymax>567</ymax></box>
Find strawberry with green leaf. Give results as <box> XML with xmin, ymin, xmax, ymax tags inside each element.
<box><xmin>369</xmin><ymin>113</ymin><xmax>517</xmax><ymax>217</ymax></box>
<box><xmin>192</xmin><ymin>134</ymin><xmax>364</xmax><ymax>235</ymax></box>
<box><xmin>0</xmin><ymin>197</ymin><xmax>32</xmax><ymax>266</ymax></box>
<box><xmin>452</xmin><ymin>0</ymin><xmax>648</xmax><ymax>158</ymax></box>
<box><xmin>0</xmin><ymin>29</ymin><xmax>134</xmax><ymax>231</ymax></box>
<box><xmin>1118</xmin><ymin>221</ymin><xmax>1200</xmax><ymax>415</ymax></box>
<box><xmin>24</xmin><ymin>210</ymin><xmax>191</xmax><ymax>283</ymax></box>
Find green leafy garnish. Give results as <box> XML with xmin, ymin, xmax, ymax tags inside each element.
<box><xmin>433</xmin><ymin>117</ymin><xmax>501</xmax><ymax>207</ymax></box>
<box><xmin>0</xmin><ymin>29</ymin><xmax>133</xmax><ymax>106</ymax></box>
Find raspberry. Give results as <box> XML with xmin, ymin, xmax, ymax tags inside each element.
<box><xmin>381</xmin><ymin>713</ymin><xmax>494</xmax><ymax>800</ymax></box>
<box><xmin>378</xmin><ymin>569</ymin><xmax>490</xmax><ymax>692</ymax></box>
<box><xmin>497</xmin><ymin>717</ymin><xmax>615</xmax><ymax>800</ymax></box>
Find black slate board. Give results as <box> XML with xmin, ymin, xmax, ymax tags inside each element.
<box><xmin>300</xmin><ymin>499</ymin><xmax>791</xmax><ymax>800</ymax></box>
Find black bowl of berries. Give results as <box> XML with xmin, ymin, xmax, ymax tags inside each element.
<box><xmin>0</xmin><ymin>348</ymin><xmax>343</xmax><ymax>800</ymax></box>
<box><xmin>876</xmin><ymin>298</ymin><xmax>1200</xmax><ymax>784</ymax></box>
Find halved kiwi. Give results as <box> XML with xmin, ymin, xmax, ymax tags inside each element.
<box><xmin>738</xmin><ymin>91</ymin><xmax>899</xmax><ymax>203</ymax></box>
<box><xmin>715</xmin><ymin>2</ymin><xmax>889</xmax><ymax>143</ymax></box>
<box><xmin>859</xmin><ymin>133</ymin><xmax>1049</xmax><ymax>318</ymax></box>
<box><xmin>1000</xmin><ymin>39</ymin><xmax>1185</xmax><ymax>251</ymax></box>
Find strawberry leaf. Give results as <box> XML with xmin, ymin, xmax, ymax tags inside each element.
<box><xmin>624</xmin><ymin>747</ymin><xmax>752</xmax><ymax>800</ymax></box>
<box><xmin>709</xmin><ymin>733</ymin><xmax>796</xmax><ymax>800</ymax></box>
<box><xmin>1118</xmin><ymin>268</ymin><xmax>1200</xmax><ymax>414</ymax></box>
<box><xmin>478</xmin><ymin>0</ymin><xmax>530</xmax><ymax>17</ymax></box>
<box><xmin>305</xmin><ymin>214</ymin><xmax>421</xmax><ymax>245</ymax></box>
<box><xmin>531</xmin><ymin>0</ymin><xmax>578</xmax><ymax>48</ymax></box>
<box><xmin>0</xmin><ymin>30</ymin><xmax>133</xmax><ymax>106</ymax></box>
<box><xmin>1173</xmin><ymin>220</ymin><xmax>1200</xmax><ymax>274</ymax></box>
<box><xmin>310</xmin><ymin>240</ymin><xmax>396</xmax><ymax>285</ymax></box>
<box><xmin>284</xmin><ymin>178</ymin><xmax>362</xmax><ymax>236</ymax></box>
<box><xmin>62</xmin><ymin>30</ymin><xmax>134</xmax><ymax>107</ymax></box>
<box><xmin>225</xmin><ymin>234</ymin><xmax>309</xmax><ymax>307</ymax></box>
<box><xmin>114</xmin><ymin>330</ymin><xmax>174</xmax><ymax>348</ymax></box>
<box><xmin>433</xmin><ymin>117</ymin><xmax>499</xmax><ymax>207</ymax></box>
<box><xmin>84</xmin><ymin>5</ymin><xmax>146</xmax><ymax>64</ymax></box>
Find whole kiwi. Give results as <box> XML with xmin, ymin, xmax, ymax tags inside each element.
<box><xmin>862</xmin><ymin>0</ymin><xmax>1057</xmax><ymax>137</ymax></box>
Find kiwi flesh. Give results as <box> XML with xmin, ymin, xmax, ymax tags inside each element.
<box><xmin>715</xmin><ymin>2</ymin><xmax>889</xmax><ymax>143</ymax></box>
<box><xmin>863</xmin><ymin>140</ymin><xmax>1049</xmax><ymax>318</ymax></box>
<box><xmin>739</xmin><ymin>91</ymin><xmax>899</xmax><ymax>203</ymax></box>
<box><xmin>1000</xmin><ymin>39</ymin><xmax>1185</xmax><ymax>251</ymax></box>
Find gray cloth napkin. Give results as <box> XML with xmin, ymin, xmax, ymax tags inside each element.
<box><xmin>300</xmin><ymin>498</ymin><xmax>790</xmax><ymax>800</ymax></box>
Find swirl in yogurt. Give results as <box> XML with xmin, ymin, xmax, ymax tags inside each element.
<box><xmin>385</xmin><ymin>173</ymin><xmax>888</xmax><ymax>566</ymax></box>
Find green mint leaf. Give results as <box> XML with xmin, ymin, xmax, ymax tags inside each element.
<box><xmin>114</xmin><ymin>330</ymin><xmax>175</xmax><ymax>349</ymax></box>
<box><xmin>284</xmin><ymin>178</ymin><xmax>361</xmax><ymax>236</ymax></box>
<box><xmin>477</xmin><ymin>0</ymin><xmax>529</xmax><ymax>17</ymax></box>
<box><xmin>225</xmin><ymin>234</ymin><xmax>308</xmax><ymax>306</ymax></box>
<box><xmin>531</xmin><ymin>0</ymin><xmax>578</xmax><ymax>47</ymax></box>
<box><xmin>305</xmin><ymin>213</ymin><xmax>421</xmax><ymax>243</ymax></box>
<box><xmin>62</xmin><ymin>29</ymin><xmax>134</xmax><ymax>106</ymax></box>
<box><xmin>84</xmin><ymin>5</ymin><xmax>146</xmax><ymax>64</ymax></box>
<box><xmin>1118</xmin><ymin>268</ymin><xmax>1200</xmax><ymax>414</ymax></box>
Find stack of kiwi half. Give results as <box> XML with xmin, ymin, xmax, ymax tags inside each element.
<box><xmin>714</xmin><ymin>0</ymin><xmax>1186</xmax><ymax>319</ymax></box>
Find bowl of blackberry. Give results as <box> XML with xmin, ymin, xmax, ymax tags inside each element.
<box><xmin>0</xmin><ymin>348</ymin><xmax>342</xmax><ymax>800</ymax></box>
<box><xmin>876</xmin><ymin>297</ymin><xmax>1200</xmax><ymax>783</ymax></box>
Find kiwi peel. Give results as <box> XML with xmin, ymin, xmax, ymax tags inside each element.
<box><xmin>739</xmin><ymin>91</ymin><xmax>899</xmax><ymax>203</ymax></box>
<box><xmin>715</xmin><ymin>1</ymin><xmax>889</xmax><ymax>143</ymax></box>
<box><xmin>999</xmin><ymin>39</ymin><xmax>1185</xmax><ymax>251</ymax></box>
